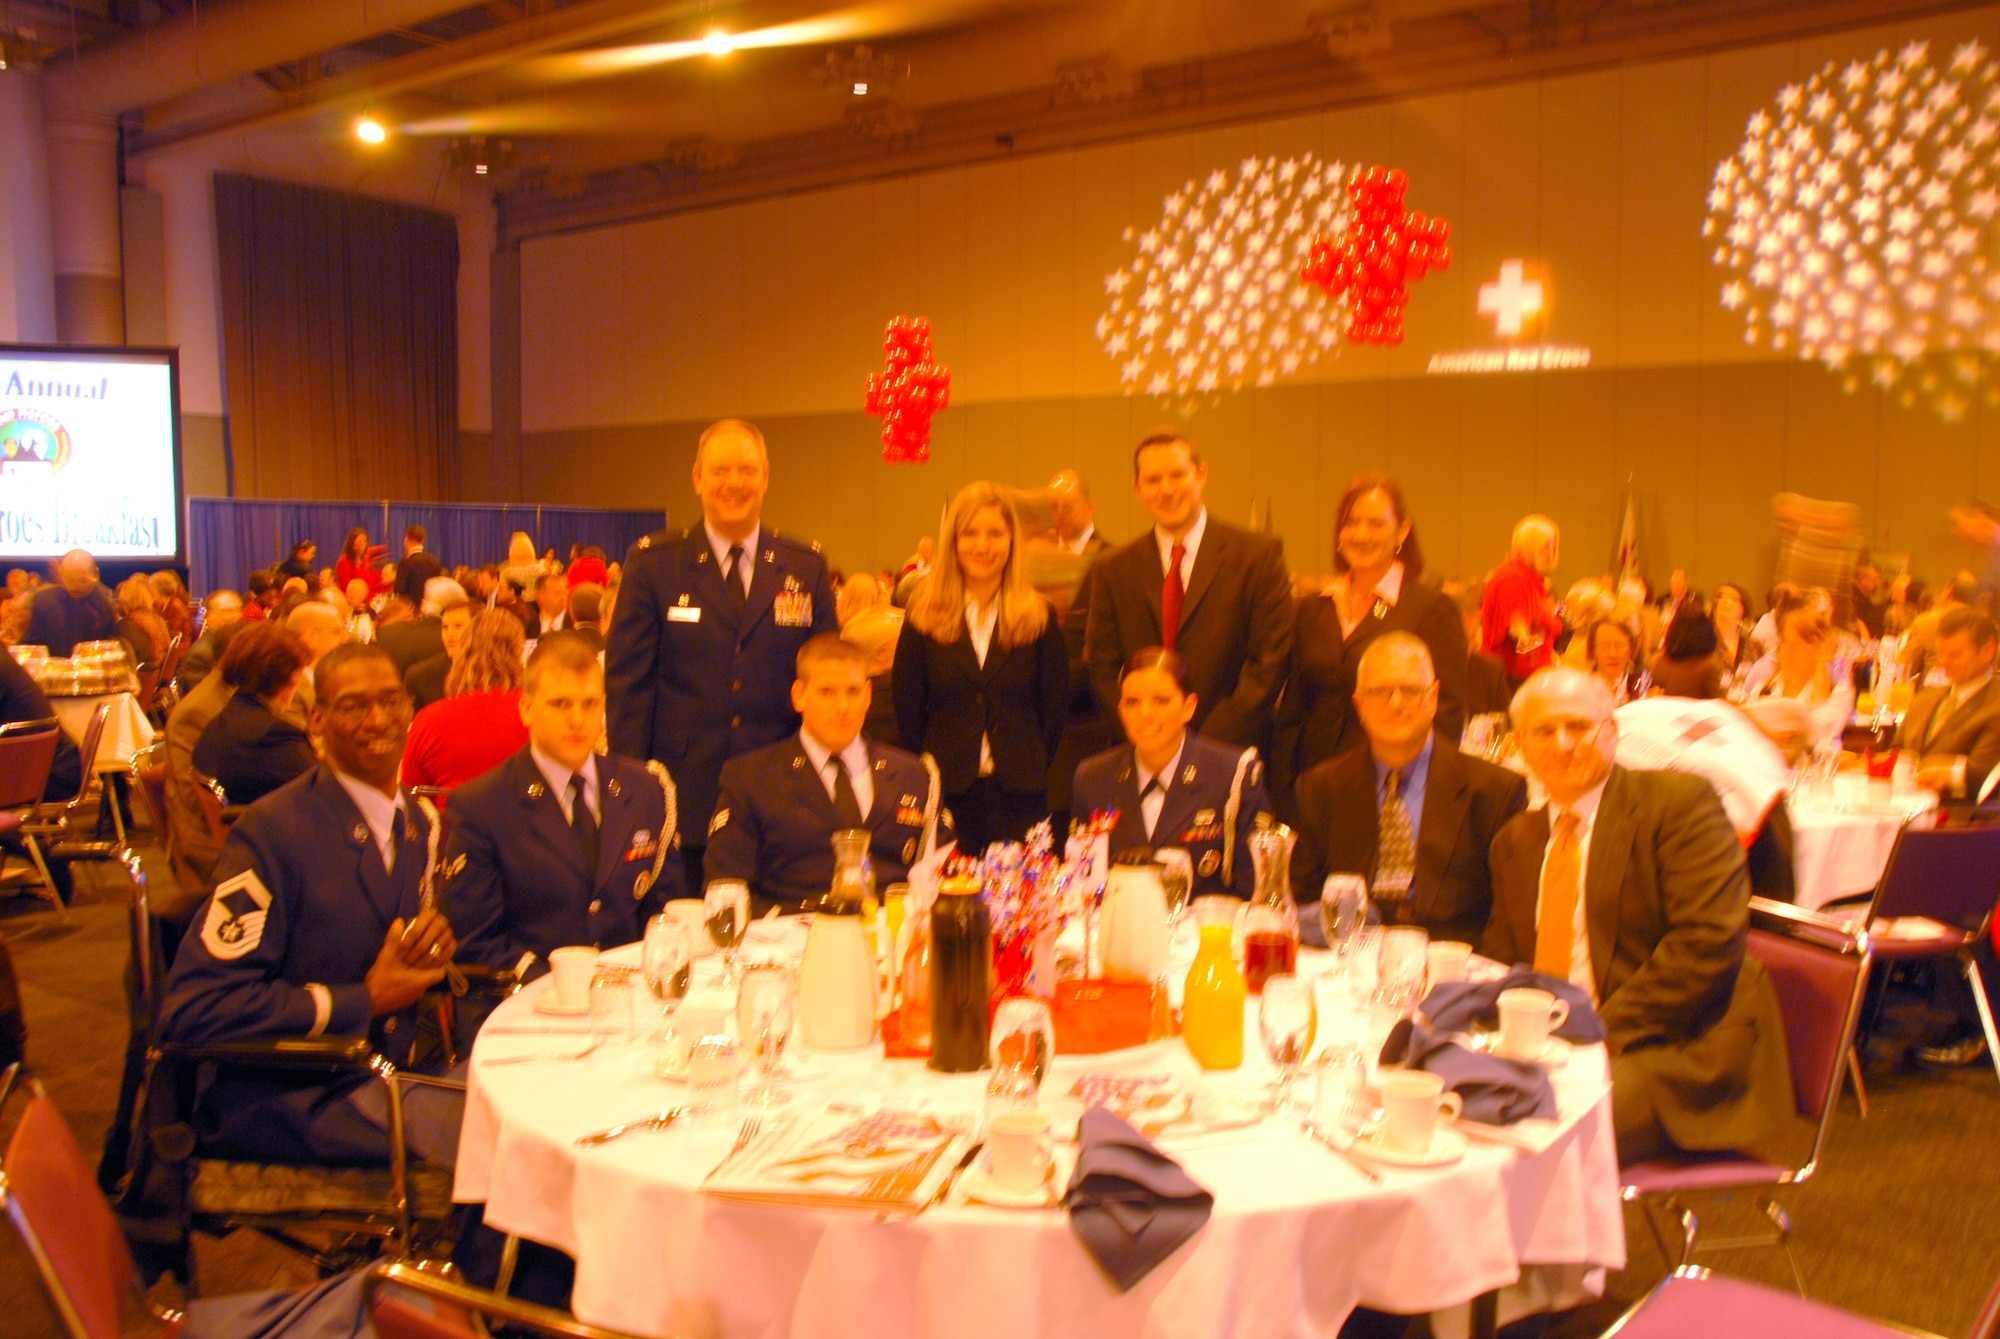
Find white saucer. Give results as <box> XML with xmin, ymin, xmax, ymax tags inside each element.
<box><xmin>534</xmin><ymin>993</ymin><xmax>589</xmax><ymax>1017</ymax></box>
<box><xmin>1350</xmin><ymin>1125</ymin><xmax>1467</xmax><ymax>1168</ymax></box>
<box><xmin>1470</xmin><ymin>1034</ymin><xmax>1572</xmax><ymax>1069</ymax></box>
<box><xmin>960</xmin><ymin>1161</ymin><xmax>1060</xmax><ymax>1208</ymax></box>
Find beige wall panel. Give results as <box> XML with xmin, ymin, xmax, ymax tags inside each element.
<box><xmin>1015</xmin><ymin>398</ymin><xmax>1080</xmax><ymax>490</ymax></box>
<box><xmin>960</xmin><ymin>158</ymin><xmax>1025</xmax><ymax>405</ymax></box>
<box><xmin>1384</xmin><ymin>376</ymin><xmax>1464</xmax><ymax>579</ymax></box>
<box><xmin>1385</xmin><ymin>91</ymin><xmax>1469</xmax><ymax>378</ymax></box>
<box><xmin>1182</xmin><ymin>389</ymin><xmax>1257</xmax><ymax>530</ymax></box>
<box><xmin>734</xmin><ymin>199</ymin><xmax>795</xmax><ymax>414</ymax></box>
<box><xmin>1695</xmin><ymin>39</ymin><xmax>1797</xmax><ymax>367</ymax></box>
<box><xmin>1530</xmin><ymin>371</ymin><xmax>1620</xmax><ymax>590</ymax></box>
<box><xmin>1612</xmin><ymin>368</ymin><xmax>1704</xmax><ymax>580</ymax></box>
<box><xmin>1538</xmin><ymin>70</ymin><xmax>1621</xmax><ymax>365</ymax></box>
<box><xmin>1458</xmin><ymin>376</ymin><xmax>1540</xmax><ymax>579</ymax></box>
<box><xmin>1875</xmin><ymin>395</ymin><xmax>1974</xmax><ymax>583</ymax></box>
<box><xmin>1246</xmin><ymin>383</ymin><xmax>1324</xmax><ymax>565</ymax></box>
<box><xmin>1783</xmin><ymin>361</ymin><xmax>1882</xmax><ymax>530</ymax></box>
<box><xmin>1017</xmin><ymin>152</ymin><xmax>1080</xmax><ymax>398</ymax></box>
<box><xmin>1615</xmin><ymin>58</ymin><xmax>1707</xmax><ymax>369</ymax></box>
<box><xmin>1693</xmin><ymin>364</ymin><xmax>1788</xmax><ymax>590</ymax></box>
<box><xmin>1071</xmin><ymin>142</ymin><xmax>1133</xmax><ymax>400</ymax></box>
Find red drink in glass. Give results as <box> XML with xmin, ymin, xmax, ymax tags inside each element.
<box><xmin>1243</xmin><ymin>931</ymin><xmax>1298</xmax><ymax>994</ymax></box>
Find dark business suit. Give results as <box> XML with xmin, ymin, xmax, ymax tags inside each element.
<box><xmin>1275</xmin><ymin>577</ymin><xmax>1468</xmax><ymax>796</ymax></box>
<box><xmin>891</xmin><ymin>608</ymin><xmax>1068</xmax><ymax>852</ymax></box>
<box><xmin>1071</xmin><ymin>733</ymin><xmax>1274</xmax><ymax>899</ymax></box>
<box><xmin>377</xmin><ymin>617</ymin><xmax>446</xmax><ymax>678</ymax></box>
<box><xmin>191</xmin><ymin>693</ymin><xmax>317</xmax><ymax>806</ymax></box>
<box><xmin>1895</xmin><ymin>678</ymin><xmax>2000</xmax><ymax>797</ymax></box>
<box><xmin>446</xmin><ymin>748</ymin><xmax>684</xmax><ymax>969</ymax></box>
<box><xmin>607</xmin><ymin>527</ymin><xmax>839</xmax><ymax>876</ymax></box>
<box><xmin>705</xmin><ymin>736</ymin><xmax>945</xmax><ymax>914</ymax></box>
<box><xmin>159</xmin><ymin>768</ymin><xmax>454</xmax><ymax>1165</ymax></box>
<box><xmin>1482</xmin><ymin>767</ymin><xmax>1794</xmax><ymax>1164</ymax></box>
<box><xmin>1465</xmin><ymin>650</ymin><xmax>1512</xmax><ymax>718</ymax></box>
<box><xmin>1291</xmin><ymin>739</ymin><xmax>1526</xmax><ymax>945</ymax></box>
<box><xmin>523</xmin><ymin>609</ymin><xmax>569</xmax><ymax>641</ymax></box>
<box><xmin>1049</xmin><ymin>532</ymin><xmax>1115</xmax><ymax>825</ymax></box>
<box><xmin>393</xmin><ymin>551</ymin><xmax>444</xmax><ymax>606</ymax></box>
<box><xmin>405</xmin><ymin>652</ymin><xmax>451</xmax><ymax>713</ymax></box>
<box><xmin>1083</xmin><ymin>517</ymin><xmax>1293</xmax><ymax>749</ymax></box>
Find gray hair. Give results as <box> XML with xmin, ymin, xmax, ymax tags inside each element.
<box><xmin>1510</xmin><ymin>514</ymin><xmax>1559</xmax><ymax>562</ymax></box>
<box><xmin>421</xmin><ymin>576</ymin><xmax>468</xmax><ymax>617</ymax></box>
<box><xmin>1509</xmin><ymin>666</ymin><xmax>1615</xmax><ymax>726</ymax></box>
<box><xmin>1357</xmin><ymin>630</ymin><xmax>1436</xmax><ymax>685</ymax></box>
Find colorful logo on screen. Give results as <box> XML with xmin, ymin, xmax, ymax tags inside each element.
<box><xmin>0</xmin><ymin>410</ymin><xmax>71</xmax><ymax>476</ymax></box>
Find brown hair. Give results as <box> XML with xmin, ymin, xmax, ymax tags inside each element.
<box><xmin>218</xmin><ymin>623</ymin><xmax>310</xmax><ymax>699</ymax></box>
<box><xmin>1332</xmin><ymin>471</ymin><xmax>1426</xmax><ymax>579</ymax></box>
<box><xmin>1584</xmin><ymin>616</ymin><xmax>1636</xmax><ymax>667</ymax></box>
<box><xmin>1939</xmin><ymin>606</ymin><xmax>1999</xmax><ymax>648</ymax></box>
<box><xmin>525</xmin><ymin>629</ymin><xmax>604</xmax><ymax>693</ymax></box>
<box><xmin>795</xmin><ymin>631</ymin><xmax>869</xmax><ymax>680</ymax></box>
<box><xmin>1132</xmin><ymin>429</ymin><xmax>1201</xmax><ymax>476</ymax></box>
<box><xmin>1119</xmin><ymin>646</ymin><xmax>1189</xmax><ymax>693</ymax></box>
<box><xmin>446</xmin><ymin>609</ymin><xmax>525</xmax><ymax>696</ymax></box>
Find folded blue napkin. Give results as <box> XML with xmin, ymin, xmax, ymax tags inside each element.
<box><xmin>1418</xmin><ymin>966</ymin><xmax>1606</xmax><ymax>1044</ymax></box>
<box><xmin>1378</xmin><ymin>1019</ymin><xmax>1557</xmax><ymax>1125</ymax></box>
<box><xmin>1063</xmin><ymin>1106</ymin><xmax>1214</xmax><ymax>1292</ymax></box>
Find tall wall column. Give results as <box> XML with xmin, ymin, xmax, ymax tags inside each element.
<box><xmin>0</xmin><ymin>66</ymin><xmax>56</xmax><ymax>343</ymax></box>
<box><xmin>44</xmin><ymin>113</ymin><xmax>124</xmax><ymax>344</ymax></box>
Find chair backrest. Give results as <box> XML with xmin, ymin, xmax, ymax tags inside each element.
<box><xmin>1746</xmin><ymin>898</ymin><xmax>1871</xmax><ymax>1179</ymax></box>
<box><xmin>155</xmin><ymin>633</ymin><xmax>185</xmax><ymax>689</ymax></box>
<box><xmin>63</xmin><ymin>702</ymin><xmax>111</xmax><ymax>808</ymax></box>
<box><xmin>190</xmin><ymin>769</ymin><xmax>230</xmax><ymax>846</ymax></box>
<box><xmin>0</xmin><ymin>1077</ymin><xmax>148</xmax><ymax>1339</ymax></box>
<box><xmin>1870</xmin><ymin>823</ymin><xmax>2000</xmax><ymax>930</ymax></box>
<box><xmin>128</xmin><ymin>740</ymin><xmax>169</xmax><ymax>841</ymax></box>
<box><xmin>0</xmin><ymin>721</ymin><xmax>60</xmax><ymax>810</ymax></box>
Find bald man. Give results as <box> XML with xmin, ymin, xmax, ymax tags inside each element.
<box><xmin>281</xmin><ymin>600</ymin><xmax>351</xmax><ymax>732</ymax></box>
<box><xmin>1481</xmin><ymin>668</ymin><xmax>1793</xmax><ymax>1165</ymax></box>
<box><xmin>27</xmin><ymin>549</ymin><xmax>117</xmax><ymax>656</ymax></box>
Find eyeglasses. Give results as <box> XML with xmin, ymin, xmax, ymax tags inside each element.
<box><xmin>1521</xmin><ymin>718</ymin><xmax>1605</xmax><ymax>747</ymax></box>
<box><xmin>1356</xmin><ymin>684</ymin><xmax>1434</xmax><ymax>705</ymax></box>
<box><xmin>325</xmin><ymin>690</ymin><xmax>413</xmax><ymax>723</ymax></box>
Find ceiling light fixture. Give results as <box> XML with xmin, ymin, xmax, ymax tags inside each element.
<box><xmin>355</xmin><ymin>115</ymin><xmax>388</xmax><ymax>145</ymax></box>
<box><xmin>820</xmin><ymin>45</ymin><xmax>908</xmax><ymax>100</ymax></box>
<box><xmin>703</xmin><ymin>29</ymin><xmax>735</xmax><ymax>57</ymax></box>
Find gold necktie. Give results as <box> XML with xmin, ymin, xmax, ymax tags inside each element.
<box><xmin>1534</xmin><ymin>811</ymin><xmax>1582</xmax><ymax>980</ymax></box>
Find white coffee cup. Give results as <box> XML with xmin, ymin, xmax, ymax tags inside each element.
<box><xmin>987</xmin><ymin>1109</ymin><xmax>1055</xmax><ymax>1192</ymax></box>
<box><xmin>1426</xmin><ymin>941</ymin><xmax>1473</xmax><ymax>985</ymax></box>
<box><xmin>1496</xmin><ymin>987</ymin><xmax>1570</xmax><ymax>1060</ymax></box>
<box><xmin>1379</xmin><ymin>1069</ymin><xmax>1462</xmax><ymax>1153</ymax></box>
<box><xmin>547</xmin><ymin>946</ymin><xmax>600</xmax><ymax>1009</ymax></box>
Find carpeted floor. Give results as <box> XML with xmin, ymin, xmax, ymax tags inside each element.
<box><xmin>1</xmin><ymin>843</ymin><xmax>1996</xmax><ymax>1338</ymax></box>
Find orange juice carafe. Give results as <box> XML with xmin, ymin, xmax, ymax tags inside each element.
<box><xmin>1182</xmin><ymin>895</ymin><xmax>1246</xmax><ymax>1069</ymax></box>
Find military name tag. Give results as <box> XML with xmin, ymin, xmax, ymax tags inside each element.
<box><xmin>668</xmin><ymin>606</ymin><xmax>702</xmax><ymax>623</ymax></box>
<box><xmin>773</xmin><ymin>589</ymin><xmax>813</xmax><ymax>627</ymax></box>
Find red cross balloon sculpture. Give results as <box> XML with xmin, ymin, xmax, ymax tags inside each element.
<box><xmin>1300</xmin><ymin>166</ymin><xmax>1451</xmax><ymax>346</ymax></box>
<box><xmin>865</xmin><ymin>316</ymin><xmax>952</xmax><ymax>464</ymax></box>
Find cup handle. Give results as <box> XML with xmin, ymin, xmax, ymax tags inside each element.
<box><xmin>1547</xmin><ymin>999</ymin><xmax>1570</xmax><ymax>1031</ymax></box>
<box><xmin>1438</xmin><ymin>1092</ymin><xmax>1463</xmax><ymax>1122</ymax></box>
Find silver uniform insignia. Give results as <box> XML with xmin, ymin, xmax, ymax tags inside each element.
<box><xmin>527</xmin><ymin>782</ymin><xmax>546</xmax><ymax>799</ymax></box>
<box><xmin>709</xmin><ymin>808</ymin><xmax>731</xmax><ymax>836</ymax></box>
<box><xmin>443</xmin><ymin>854</ymin><xmax>468</xmax><ymax>883</ymax></box>
<box><xmin>1198</xmin><ymin>851</ymin><xmax>1221</xmax><ymax>878</ymax></box>
<box><xmin>1182</xmin><ymin>765</ymin><xmax>1198</xmax><ymax>785</ymax></box>
<box><xmin>201</xmin><ymin>869</ymin><xmax>273</xmax><ymax>960</ymax></box>
<box><xmin>351</xmin><ymin>823</ymin><xmax>369</xmax><ymax>843</ymax></box>
<box><xmin>1194</xmin><ymin>808</ymin><xmax>1217</xmax><ymax>827</ymax></box>
<box><xmin>607</xmin><ymin>778</ymin><xmax>623</xmax><ymax>797</ymax></box>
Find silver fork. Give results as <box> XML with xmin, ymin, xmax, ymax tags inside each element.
<box><xmin>717</xmin><ymin>1116</ymin><xmax>763</xmax><ymax>1170</ymax></box>
<box><xmin>486</xmin><ymin>1039</ymin><xmax>606</xmax><ymax>1066</ymax></box>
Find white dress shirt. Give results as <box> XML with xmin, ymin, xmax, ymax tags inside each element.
<box><xmin>1154</xmin><ymin>509</ymin><xmax>1208</xmax><ymax>584</ymax></box>
<box><xmin>800</xmin><ymin>729</ymin><xmax>874</xmax><ymax>821</ymax></box>
<box><xmin>1134</xmin><ymin>738</ymin><xmax>1188</xmax><ymax>841</ymax></box>
<box><xmin>531</xmin><ymin>745</ymin><xmax>601</xmax><ymax>825</ymax></box>
<box><xmin>705</xmin><ymin>521</ymin><xmax>761</xmax><ymax>598</ymax></box>
<box><xmin>333</xmin><ymin>769</ymin><xmax>410</xmax><ymax>874</ymax></box>
<box><xmin>966</xmin><ymin>596</ymin><xmax>999</xmax><ymax>776</ymax></box>
<box><xmin>1335</xmin><ymin>561</ymin><xmax>1405</xmax><ymax>639</ymax></box>
<box><xmin>1063</xmin><ymin>525</ymin><xmax>1097</xmax><ymax>556</ymax></box>
<box><xmin>1535</xmin><ymin>778</ymin><xmax>1607</xmax><ymax>1004</ymax></box>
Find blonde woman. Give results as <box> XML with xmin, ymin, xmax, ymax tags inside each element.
<box><xmin>892</xmin><ymin>481</ymin><xmax>1069</xmax><ymax>852</ymax></box>
<box><xmin>399</xmin><ymin>609</ymin><xmax>530</xmax><ymax>798</ymax></box>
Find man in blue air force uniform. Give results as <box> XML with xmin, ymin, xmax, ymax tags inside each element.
<box><xmin>448</xmin><ymin>630</ymin><xmax>684</xmax><ymax>972</ymax></box>
<box><xmin>159</xmin><ymin>643</ymin><xmax>463</xmax><ymax>1166</ymax></box>
<box><xmin>606</xmin><ymin>417</ymin><xmax>839</xmax><ymax>892</ymax></box>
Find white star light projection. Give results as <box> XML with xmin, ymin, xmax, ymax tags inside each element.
<box><xmin>1095</xmin><ymin>153</ymin><xmax>1352</xmax><ymax>405</ymax></box>
<box><xmin>1705</xmin><ymin>40</ymin><xmax>2000</xmax><ymax>421</ymax></box>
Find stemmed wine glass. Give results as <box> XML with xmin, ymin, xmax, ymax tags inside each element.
<box><xmin>1156</xmin><ymin>848</ymin><xmax>1194</xmax><ymax>932</ymax></box>
<box><xmin>704</xmin><ymin>879</ymin><xmax>750</xmax><ymax>986</ymax></box>
<box><xmin>736</xmin><ymin>966</ymin><xmax>796</xmax><ymax>1108</ymax></box>
<box><xmin>1257</xmin><ymin>974</ymin><xmax>1318</xmax><ymax>1113</ymax></box>
<box><xmin>642</xmin><ymin>914</ymin><xmax>693</xmax><ymax>1039</ymax></box>
<box><xmin>988</xmin><ymin>997</ymin><xmax>1057</xmax><ymax>1112</ymax></box>
<box><xmin>1319</xmin><ymin>874</ymin><xmax>1369</xmax><ymax>962</ymax></box>
<box><xmin>1377</xmin><ymin>925</ymin><xmax>1430</xmax><ymax>1012</ymax></box>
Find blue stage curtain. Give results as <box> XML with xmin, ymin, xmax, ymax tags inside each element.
<box><xmin>190</xmin><ymin>498</ymin><xmax>665</xmax><ymax>598</ymax></box>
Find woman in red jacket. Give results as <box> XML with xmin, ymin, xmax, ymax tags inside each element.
<box><xmin>400</xmin><ymin>609</ymin><xmax>530</xmax><ymax>799</ymax></box>
<box><xmin>335</xmin><ymin>528</ymin><xmax>386</xmax><ymax>601</ymax></box>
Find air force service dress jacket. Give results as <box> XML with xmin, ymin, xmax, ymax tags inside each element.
<box><xmin>606</xmin><ymin>526</ymin><xmax>839</xmax><ymax>852</ymax></box>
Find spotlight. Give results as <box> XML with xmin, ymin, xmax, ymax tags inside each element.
<box><xmin>703</xmin><ymin>29</ymin><xmax>735</xmax><ymax>57</ymax></box>
<box><xmin>355</xmin><ymin>115</ymin><xmax>388</xmax><ymax>145</ymax></box>
<box><xmin>853</xmin><ymin>81</ymin><xmax>868</xmax><ymax>95</ymax></box>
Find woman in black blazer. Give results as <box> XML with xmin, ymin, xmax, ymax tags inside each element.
<box><xmin>1277</xmin><ymin>472</ymin><xmax>1466</xmax><ymax>800</ymax></box>
<box><xmin>192</xmin><ymin>623</ymin><xmax>316</xmax><ymax>807</ymax></box>
<box><xmin>893</xmin><ymin>481</ymin><xmax>1069</xmax><ymax>854</ymax></box>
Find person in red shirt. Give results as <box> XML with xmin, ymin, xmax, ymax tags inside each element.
<box><xmin>400</xmin><ymin>608</ymin><xmax>530</xmax><ymax>800</ymax></box>
<box><xmin>1480</xmin><ymin>514</ymin><xmax>1563</xmax><ymax>689</ymax></box>
<box><xmin>335</xmin><ymin>528</ymin><xmax>387</xmax><ymax>601</ymax></box>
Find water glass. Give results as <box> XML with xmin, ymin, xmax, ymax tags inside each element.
<box><xmin>1314</xmin><ymin>1042</ymin><xmax>1368</xmax><ymax>1137</ymax></box>
<box><xmin>736</xmin><ymin>967</ymin><xmax>796</xmax><ymax>1107</ymax></box>
<box><xmin>1257</xmin><ymin>974</ymin><xmax>1317</xmax><ymax>1112</ymax></box>
<box><xmin>1156</xmin><ymin>848</ymin><xmax>1195</xmax><ymax>927</ymax></box>
<box><xmin>588</xmin><ymin>971</ymin><xmax>632</xmax><ymax>1045</ymax></box>
<box><xmin>686</xmin><ymin>1035</ymin><xmax>740</xmax><ymax>1118</ymax></box>
<box><xmin>1345</xmin><ymin>926</ymin><xmax>1382</xmax><ymax>1003</ymax></box>
<box><xmin>1378</xmin><ymin>926</ymin><xmax>1430</xmax><ymax>1009</ymax></box>
<box><xmin>704</xmin><ymin>879</ymin><xmax>751</xmax><ymax>985</ymax></box>
<box><xmin>1319</xmin><ymin>875</ymin><xmax>1369</xmax><ymax>959</ymax></box>
<box><xmin>988</xmin><ymin>997</ymin><xmax>1056</xmax><ymax>1111</ymax></box>
<box><xmin>643</xmin><ymin>916</ymin><xmax>693</xmax><ymax>1033</ymax></box>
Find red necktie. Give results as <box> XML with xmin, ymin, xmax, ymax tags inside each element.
<box><xmin>1162</xmin><ymin>541</ymin><xmax>1186</xmax><ymax>650</ymax></box>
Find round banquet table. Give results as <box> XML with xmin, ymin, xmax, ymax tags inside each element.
<box><xmin>48</xmin><ymin>691</ymin><xmax>155</xmax><ymax>773</ymax></box>
<box><xmin>455</xmin><ymin>925</ymin><xmax>1625</xmax><ymax>1339</ymax></box>
<box><xmin>1786</xmin><ymin>775</ymin><xmax>1937</xmax><ymax>911</ymax></box>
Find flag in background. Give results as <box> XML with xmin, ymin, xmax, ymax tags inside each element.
<box><xmin>1613</xmin><ymin>475</ymin><xmax>1639</xmax><ymax>586</ymax></box>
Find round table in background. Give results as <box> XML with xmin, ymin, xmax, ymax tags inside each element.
<box><xmin>456</xmin><ymin>928</ymin><xmax>1625</xmax><ymax>1339</ymax></box>
<box><xmin>1786</xmin><ymin>776</ymin><xmax>1936</xmax><ymax>911</ymax></box>
<box><xmin>47</xmin><ymin>691</ymin><xmax>155</xmax><ymax>774</ymax></box>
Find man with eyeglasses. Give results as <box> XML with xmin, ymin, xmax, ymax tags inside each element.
<box><xmin>160</xmin><ymin>642</ymin><xmax>466</xmax><ymax>1166</ymax></box>
<box><xmin>1480</xmin><ymin>667</ymin><xmax>1793</xmax><ymax>1166</ymax></box>
<box><xmin>1290</xmin><ymin>633</ymin><xmax>1525</xmax><ymax>946</ymax></box>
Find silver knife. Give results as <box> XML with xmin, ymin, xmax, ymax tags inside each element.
<box><xmin>1305</xmin><ymin>1124</ymin><xmax>1383</xmax><ymax>1183</ymax></box>
<box><xmin>575</xmin><ymin>1106</ymin><xmax>690</xmax><ymax>1148</ymax></box>
<box><xmin>927</xmin><ymin>1141</ymin><xmax>986</xmax><ymax>1208</ymax></box>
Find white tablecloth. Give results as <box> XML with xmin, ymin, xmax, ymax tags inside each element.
<box><xmin>1788</xmin><ymin>776</ymin><xmax>1937</xmax><ymax>911</ymax></box>
<box><xmin>48</xmin><ymin>691</ymin><xmax>154</xmax><ymax>773</ymax></box>
<box><xmin>457</xmin><ymin>932</ymin><xmax>1625</xmax><ymax>1339</ymax></box>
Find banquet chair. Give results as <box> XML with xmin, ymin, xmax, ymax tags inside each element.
<box><xmin>97</xmin><ymin>745</ymin><xmax>172</xmax><ymax>1198</ymax></box>
<box><xmin>1600</xmin><ymin>1265</ymin><xmax>1985</xmax><ymax>1339</ymax></box>
<box><xmin>151</xmin><ymin>634</ymin><xmax>185</xmax><ymax>722</ymax></box>
<box><xmin>366</xmin><ymin>1260</ymin><xmax>660</xmax><ymax>1339</ymax></box>
<box><xmin>22</xmin><ymin>701</ymin><xmax>122</xmax><ymax>882</ymax></box>
<box><xmin>0</xmin><ymin>718</ymin><xmax>66</xmax><ymax>919</ymax></box>
<box><xmin>1620</xmin><ymin>898</ymin><xmax>1871</xmax><ymax>1295</ymax></box>
<box><xmin>1854</xmin><ymin>822</ymin><xmax>2000</xmax><ymax>1088</ymax></box>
